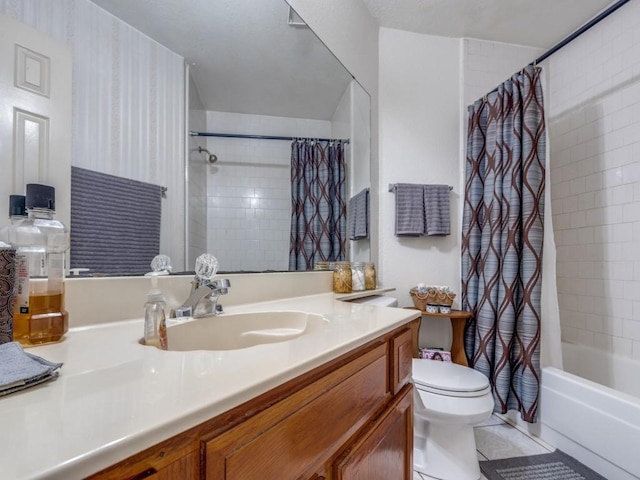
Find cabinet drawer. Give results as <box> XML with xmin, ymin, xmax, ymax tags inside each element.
<box><xmin>204</xmin><ymin>344</ymin><xmax>389</xmax><ymax>480</ymax></box>
<box><xmin>390</xmin><ymin>328</ymin><xmax>413</xmax><ymax>395</ymax></box>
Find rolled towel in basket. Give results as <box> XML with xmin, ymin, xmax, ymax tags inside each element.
<box><xmin>0</xmin><ymin>342</ymin><xmax>63</xmax><ymax>396</ymax></box>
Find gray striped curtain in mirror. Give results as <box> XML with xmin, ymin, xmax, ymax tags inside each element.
<box><xmin>289</xmin><ymin>140</ymin><xmax>346</xmax><ymax>271</ymax></box>
<box><xmin>461</xmin><ymin>65</ymin><xmax>546</xmax><ymax>423</ymax></box>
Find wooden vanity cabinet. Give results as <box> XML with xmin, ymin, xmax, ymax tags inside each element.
<box><xmin>333</xmin><ymin>384</ymin><xmax>413</xmax><ymax>480</ymax></box>
<box><xmin>86</xmin><ymin>321</ymin><xmax>417</xmax><ymax>480</ymax></box>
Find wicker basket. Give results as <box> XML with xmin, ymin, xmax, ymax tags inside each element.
<box><xmin>410</xmin><ymin>289</ymin><xmax>456</xmax><ymax>311</ymax></box>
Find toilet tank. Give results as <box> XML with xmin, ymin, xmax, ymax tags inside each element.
<box><xmin>349</xmin><ymin>295</ymin><xmax>398</xmax><ymax>307</ymax></box>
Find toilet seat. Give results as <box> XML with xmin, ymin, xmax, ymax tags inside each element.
<box><xmin>412</xmin><ymin>359</ymin><xmax>491</xmax><ymax>398</ymax></box>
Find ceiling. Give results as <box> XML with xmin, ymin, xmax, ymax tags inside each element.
<box><xmin>90</xmin><ymin>0</ymin><xmax>353</xmax><ymax>120</ymax></box>
<box><xmin>361</xmin><ymin>0</ymin><xmax>617</xmax><ymax>48</ymax></box>
<box><xmin>90</xmin><ymin>0</ymin><xmax>618</xmax><ymax>120</ymax></box>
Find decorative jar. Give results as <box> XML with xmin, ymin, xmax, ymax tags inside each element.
<box><xmin>350</xmin><ymin>262</ymin><xmax>365</xmax><ymax>291</ymax></box>
<box><xmin>364</xmin><ymin>262</ymin><xmax>376</xmax><ymax>290</ymax></box>
<box><xmin>332</xmin><ymin>262</ymin><xmax>352</xmax><ymax>293</ymax></box>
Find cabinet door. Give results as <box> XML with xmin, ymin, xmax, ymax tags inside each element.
<box><xmin>390</xmin><ymin>328</ymin><xmax>413</xmax><ymax>395</ymax></box>
<box><xmin>333</xmin><ymin>384</ymin><xmax>413</xmax><ymax>480</ymax></box>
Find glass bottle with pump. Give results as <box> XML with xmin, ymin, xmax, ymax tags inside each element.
<box><xmin>143</xmin><ymin>255</ymin><xmax>171</xmax><ymax>349</ymax></box>
<box><xmin>144</xmin><ymin>289</ymin><xmax>167</xmax><ymax>349</ymax></box>
<box><xmin>12</xmin><ymin>184</ymin><xmax>69</xmax><ymax>346</ymax></box>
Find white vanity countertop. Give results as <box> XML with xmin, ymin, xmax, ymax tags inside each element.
<box><xmin>0</xmin><ymin>293</ymin><xmax>419</xmax><ymax>480</ymax></box>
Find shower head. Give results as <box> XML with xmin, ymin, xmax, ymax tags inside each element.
<box><xmin>198</xmin><ymin>146</ymin><xmax>218</xmax><ymax>164</ymax></box>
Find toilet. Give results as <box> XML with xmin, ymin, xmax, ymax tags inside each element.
<box><xmin>349</xmin><ymin>295</ymin><xmax>494</xmax><ymax>480</ymax></box>
<box><xmin>412</xmin><ymin>358</ymin><xmax>493</xmax><ymax>479</ymax></box>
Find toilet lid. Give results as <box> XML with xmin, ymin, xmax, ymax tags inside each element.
<box><xmin>412</xmin><ymin>359</ymin><xmax>491</xmax><ymax>398</ymax></box>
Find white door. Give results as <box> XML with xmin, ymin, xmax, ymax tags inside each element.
<box><xmin>0</xmin><ymin>14</ymin><xmax>72</xmax><ymax>230</ymax></box>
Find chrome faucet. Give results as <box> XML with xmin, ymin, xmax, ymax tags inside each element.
<box><xmin>174</xmin><ymin>278</ymin><xmax>231</xmax><ymax>318</ymax></box>
<box><xmin>173</xmin><ymin>254</ymin><xmax>230</xmax><ymax>318</ymax></box>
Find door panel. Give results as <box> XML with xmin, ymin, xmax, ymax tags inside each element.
<box><xmin>0</xmin><ymin>14</ymin><xmax>71</xmax><ymax>229</ymax></box>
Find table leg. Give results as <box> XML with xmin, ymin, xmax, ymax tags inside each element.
<box><xmin>450</xmin><ymin>317</ymin><xmax>468</xmax><ymax>366</ymax></box>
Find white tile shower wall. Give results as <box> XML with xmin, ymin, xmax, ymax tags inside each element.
<box><xmin>204</xmin><ymin>111</ymin><xmax>331</xmax><ymax>272</ymax></box>
<box><xmin>461</xmin><ymin>39</ymin><xmax>544</xmax><ymax>114</ymax></box>
<box><xmin>547</xmin><ymin>0</ymin><xmax>640</xmax><ymax>359</ymax></box>
<box><xmin>0</xmin><ymin>0</ymin><xmax>186</xmax><ymax>269</ymax></box>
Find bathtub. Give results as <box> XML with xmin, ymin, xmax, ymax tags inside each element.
<box><xmin>540</xmin><ymin>342</ymin><xmax>640</xmax><ymax>480</ymax></box>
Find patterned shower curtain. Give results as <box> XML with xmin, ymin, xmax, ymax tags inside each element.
<box><xmin>461</xmin><ymin>65</ymin><xmax>546</xmax><ymax>423</ymax></box>
<box><xmin>289</xmin><ymin>139</ymin><xmax>347</xmax><ymax>270</ymax></box>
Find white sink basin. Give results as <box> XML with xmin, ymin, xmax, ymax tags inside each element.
<box><xmin>166</xmin><ymin>310</ymin><xmax>328</xmax><ymax>351</ymax></box>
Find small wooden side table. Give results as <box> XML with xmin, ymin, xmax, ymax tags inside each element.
<box><xmin>405</xmin><ymin>308</ymin><xmax>473</xmax><ymax>366</ymax></box>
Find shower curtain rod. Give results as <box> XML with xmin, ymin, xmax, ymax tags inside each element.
<box><xmin>482</xmin><ymin>0</ymin><xmax>630</xmax><ymax>98</ymax></box>
<box><xmin>190</xmin><ymin>131</ymin><xmax>349</xmax><ymax>144</ymax></box>
<box><xmin>534</xmin><ymin>0</ymin><xmax>630</xmax><ymax>66</ymax></box>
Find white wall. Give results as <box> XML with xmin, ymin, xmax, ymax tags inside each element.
<box><xmin>378</xmin><ymin>30</ymin><xmax>543</xmax><ymax>350</ymax></box>
<box><xmin>286</xmin><ymin>0</ymin><xmax>378</xmax><ymax>98</ymax></box>
<box><xmin>203</xmin><ymin>111</ymin><xmax>331</xmax><ymax>272</ymax></box>
<box><xmin>547</xmin><ymin>0</ymin><xmax>640</xmax><ymax>360</ymax></box>
<box><xmin>331</xmin><ymin>80</ymin><xmax>372</xmax><ymax>263</ymax></box>
<box><xmin>0</xmin><ymin>0</ymin><xmax>186</xmax><ymax>270</ymax></box>
<box><xmin>187</xmin><ymin>71</ymin><xmax>207</xmax><ymax>270</ymax></box>
<box><xmin>461</xmin><ymin>39</ymin><xmax>544</xmax><ymax>114</ymax></box>
<box><xmin>379</xmin><ymin>28</ymin><xmax>461</xmax><ymax>348</ymax></box>
<box><xmin>349</xmin><ymin>81</ymin><xmax>372</xmax><ymax>263</ymax></box>
<box><xmin>331</xmin><ymin>83</ymin><xmax>351</xmax><ymax>143</ymax></box>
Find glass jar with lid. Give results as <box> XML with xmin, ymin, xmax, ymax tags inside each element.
<box><xmin>351</xmin><ymin>262</ymin><xmax>366</xmax><ymax>291</ymax></box>
<box><xmin>332</xmin><ymin>261</ymin><xmax>352</xmax><ymax>293</ymax></box>
<box><xmin>364</xmin><ymin>262</ymin><xmax>377</xmax><ymax>290</ymax></box>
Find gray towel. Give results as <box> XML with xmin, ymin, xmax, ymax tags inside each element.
<box><xmin>424</xmin><ymin>184</ymin><xmax>450</xmax><ymax>236</ymax></box>
<box><xmin>0</xmin><ymin>342</ymin><xmax>62</xmax><ymax>396</ymax></box>
<box><xmin>349</xmin><ymin>188</ymin><xmax>369</xmax><ymax>240</ymax></box>
<box><xmin>394</xmin><ymin>183</ymin><xmax>425</xmax><ymax>236</ymax></box>
<box><xmin>70</xmin><ymin>166</ymin><xmax>163</xmax><ymax>275</ymax></box>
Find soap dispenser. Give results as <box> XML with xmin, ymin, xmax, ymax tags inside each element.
<box><xmin>143</xmin><ymin>255</ymin><xmax>171</xmax><ymax>349</ymax></box>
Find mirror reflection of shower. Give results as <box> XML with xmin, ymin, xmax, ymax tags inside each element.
<box><xmin>198</xmin><ymin>146</ymin><xmax>218</xmax><ymax>164</ymax></box>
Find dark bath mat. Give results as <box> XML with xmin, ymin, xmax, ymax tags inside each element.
<box><xmin>480</xmin><ymin>449</ymin><xmax>607</xmax><ymax>480</ymax></box>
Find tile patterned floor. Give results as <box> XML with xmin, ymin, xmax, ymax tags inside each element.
<box><xmin>413</xmin><ymin>414</ymin><xmax>554</xmax><ymax>480</ymax></box>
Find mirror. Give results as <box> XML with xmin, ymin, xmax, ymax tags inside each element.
<box><xmin>0</xmin><ymin>0</ymin><xmax>371</xmax><ymax>275</ymax></box>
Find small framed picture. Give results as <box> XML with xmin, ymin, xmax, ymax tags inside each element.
<box><xmin>419</xmin><ymin>348</ymin><xmax>452</xmax><ymax>362</ymax></box>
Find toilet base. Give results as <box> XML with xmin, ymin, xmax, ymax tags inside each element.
<box><xmin>414</xmin><ymin>418</ymin><xmax>481</xmax><ymax>480</ymax></box>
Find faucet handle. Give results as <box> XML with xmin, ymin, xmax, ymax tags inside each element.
<box><xmin>151</xmin><ymin>254</ymin><xmax>172</xmax><ymax>274</ymax></box>
<box><xmin>195</xmin><ymin>253</ymin><xmax>219</xmax><ymax>283</ymax></box>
